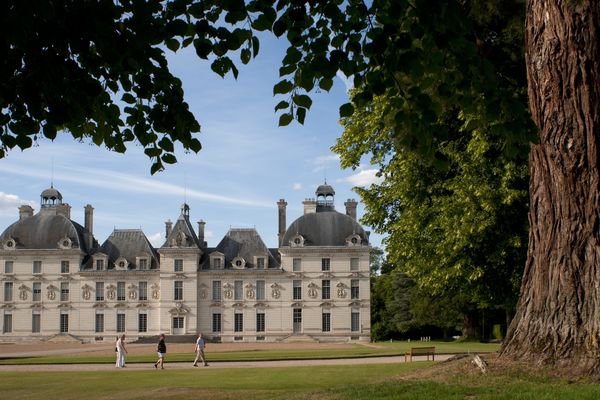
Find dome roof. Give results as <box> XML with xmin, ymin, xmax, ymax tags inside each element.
<box><xmin>315</xmin><ymin>183</ymin><xmax>335</xmax><ymax>198</ymax></box>
<box><xmin>0</xmin><ymin>213</ymin><xmax>89</xmax><ymax>251</ymax></box>
<box><xmin>41</xmin><ymin>186</ymin><xmax>63</xmax><ymax>201</ymax></box>
<box><xmin>281</xmin><ymin>211</ymin><xmax>368</xmax><ymax>247</ymax></box>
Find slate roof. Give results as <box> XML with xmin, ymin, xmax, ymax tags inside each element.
<box><xmin>162</xmin><ymin>204</ymin><xmax>200</xmax><ymax>248</ymax></box>
<box><xmin>97</xmin><ymin>229</ymin><xmax>159</xmax><ymax>270</ymax></box>
<box><xmin>209</xmin><ymin>228</ymin><xmax>279</xmax><ymax>269</ymax></box>
<box><xmin>281</xmin><ymin>210</ymin><xmax>369</xmax><ymax>247</ymax></box>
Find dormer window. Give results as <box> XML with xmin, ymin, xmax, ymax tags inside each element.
<box><xmin>291</xmin><ymin>234</ymin><xmax>305</xmax><ymax>247</ymax></box>
<box><xmin>93</xmin><ymin>253</ymin><xmax>108</xmax><ymax>271</ymax></box>
<box><xmin>115</xmin><ymin>257</ymin><xmax>128</xmax><ymax>270</ymax></box>
<box><xmin>96</xmin><ymin>259</ymin><xmax>105</xmax><ymax>271</ymax></box>
<box><xmin>256</xmin><ymin>257</ymin><xmax>266</xmax><ymax>270</ymax></box>
<box><xmin>232</xmin><ymin>257</ymin><xmax>246</xmax><ymax>269</ymax></box>
<box><xmin>139</xmin><ymin>259</ymin><xmax>148</xmax><ymax>270</ymax></box>
<box><xmin>58</xmin><ymin>237</ymin><xmax>72</xmax><ymax>249</ymax></box>
<box><xmin>3</xmin><ymin>238</ymin><xmax>16</xmax><ymax>250</ymax></box>
<box><xmin>346</xmin><ymin>234</ymin><xmax>362</xmax><ymax>246</ymax></box>
<box><xmin>213</xmin><ymin>258</ymin><xmax>221</xmax><ymax>269</ymax></box>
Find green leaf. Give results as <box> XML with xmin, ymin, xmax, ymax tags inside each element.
<box><xmin>150</xmin><ymin>161</ymin><xmax>163</xmax><ymax>175</ymax></box>
<box><xmin>161</xmin><ymin>153</ymin><xmax>177</xmax><ymax>164</ymax></box>
<box><xmin>275</xmin><ymin>100</ymin><xmax>289</xmax><ymax>112</ymax></box>
<box><xmin>241</xmin><ymin>48</ymin><xmax>251</xmax><ymax>64</ymax></box>
<box><xmin>122</xmin><ymin>93</ymin><xmax>136</xmax><ymax>104</ymax></box>
<box><xmin>293</xmin><ymin>94</ymin><xmax>312</xmax><ymax>109</ymax></box>
<box><xmin>278</xmin><ymin>113</ymin><xmax>293</xmax><ymax>126</ymax></box>
<box><xmin>166</xmin><ymin>38</ymin><xmax>180</xmax><ymax>52</ymax></box>
<box><xmin>252</xmin><ymin>36</ymin><xmax>260</xmax><ymax>57</ymax></box>
<box><xmin>273</xmin><ymin>80</ymin><xmax>293</xmax><ymax>95</ymax></box>
<box><xmin>339</xmin><ymin>102</ymin><xmax>355</xmax><ymax>118</ymax></box>
<box><xmin>43</xmin><ymin>124</ymin><xmax>57</xmax><ymax>140</ymax></box>
<box><xmin>296</xmin><ymin>107</ymin><xmax>306</xmax><ymax>125</ymax></box>
<box><xmin>319</xmin><ymin>78</ymin><xmax>333</xmax><ymax>91</ymax></box>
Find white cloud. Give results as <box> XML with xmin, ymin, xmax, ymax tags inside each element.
<box><xmin>312</xmin><ymin>154</ymin><xmax>340</xmax><ymax>172</ymax></box>
<box><xmin>339</xmin><ymin>169</ymin><xmax>383</xmax><ymax>187</ymax></box>
<box><xmin>147</xmin><ymin>232</ymin><xmax>164</xmax><ymax>248</ymax></box>
<box><xmin>0</xmin><ymin>192</ymin><xmax>36</xmax><ymax>216</ymax></box>
<box><xmin>292</xmin><ymin>183</ymin><xmax>302</xmax><ymax>190</ymax></box>
<box><xmin>204</xmin><ymin>230</ymin><xmax>214</xmax><ymax>239</ymax></box>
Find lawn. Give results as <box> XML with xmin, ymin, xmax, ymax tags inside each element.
<box><xmin>0</xmin><ymin>340</ymin><xmax>500</xmax><ymax>365</ymax></box>
<box><xmin>1</xmin><ymin>359</ymin><xmax>600</xmax><ymax>400</ymax></box>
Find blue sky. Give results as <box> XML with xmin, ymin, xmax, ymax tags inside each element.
<box><xmin>0</xmin><ymin>34</ymin><xmax>384</xmax><ymax>250</ymax></box>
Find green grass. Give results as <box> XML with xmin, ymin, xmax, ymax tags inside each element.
<box><xmin>0</xmin><ymin>340</ymin><xmax>500</xmax><ymax>365</ymax></box>
<box><xmin>1</xmin><ymin>361</ymin><xmax>600</xmax><ymax>399</ymax></box>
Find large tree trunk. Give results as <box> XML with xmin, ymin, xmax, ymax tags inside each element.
<box><xmin>501</xmin><ymin>0</ymin><xmax>600</xmax><ymax>373</ymax></box>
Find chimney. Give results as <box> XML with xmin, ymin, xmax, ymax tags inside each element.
<box><xmin>165</xmin><ymin>220</ymin><xmax>173</xmax><ymax>239</ymax></box>
<box><xmin>55</xmin><ymin>203</ymin><xmax>71</xmax><ymax>219</ymax></box>
<box><xmin>198</xmin><ymin>220</ymin><xmax>206</xmax><ymax>247</ymax></box>
<box><xmin>344</xmin><ymin>199</ymin><xmax>357</xmax><ymax>220</ymax></box>
<box><xmin>18</xmin><ymin>205</ymin><xmax>34</xmax><ymax>220</ymax></box>
<box><xmin>277</xmin><ymin>199</ymin><xmax>287</xmax><ymax>246</ymax></box>
<box><xmin>303</xmin><ymin>198</ymin><xmax>317</xmax><ymax>215</ymax></box>
<box><xmin>84</xmin><ymin>204</ymin><xmax>94</xmax><ymax>234</ymax></box>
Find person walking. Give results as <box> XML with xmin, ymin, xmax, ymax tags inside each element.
<box><xmin>192</xmin><ymin>333</ymin><xmax>209</xmax><ymax>367</ymax></box>
<box><xmin>116</xmin><ymin>334</ymin><xmax>127</xmax><ymax>368</ymax></box>
<box><xmin>154</xmin><ymin>334</ymin><xmax>167</xmax><ymax>369</ymax></box>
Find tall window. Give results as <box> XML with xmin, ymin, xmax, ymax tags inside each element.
<box><xmin>351</xmin><ymin>310</ymin><xmax>360</xmax><ymax>332</ymax></box>
<box><xmin>4</xmin><ymin>260</ymin><xmax>13</xmax><ymax>274</ymax></box>
<box><xmin>4</xmin><ymin>282</ymin><xmax>13</xmax><ymax>301</ymax></box>
<box><xmin>33</xmin><ymin>260</ymin><xmax>42</xmax><ymax>274</ymax></box>
<box><xmin>351</xmin><ymin>279</ymin><xmax>360</xmax><ymax>299</ymax></box>
<box><xmin>293</xmin><ymin>258</ymin><xmax>301</xmax><ymax>272</ymax></box>
<box><xmin>117</xmin><ymin>282</ymin><xmax>125</xmax><ymax>301</ymax></box>
<box><xmin>234</xmin><ymin>280</ymin><xmax>243</xmax><ymax>301</ymax></box>
<box><xmin>117</xmin><ymin>313</ymin><xmax>125</xmax><ymax>332</ymax></box>
<box><xmin>32</xmin><ymin>282</ymin><xmax>41</xmax><ymax>302</ymax></box>
<box><xmin>174</xmin><ymin>259</ymin><xmax>183</xmax><ymax>272</ymax></box>
<box><xmin>256</xmin><ymin>312</ymin><xmax>265</xmax><ymax>332</ymax></box>
<box><xmin>256</xmin><ymin>280</ymin><xmax>265</xmax><ymax>300</ymax></box>
<box><xmin>60</xmin><ymin>313</ymin><xmax>69</xmax><ymax>333</ymax></box>
<box><xmin>321</xmin><ymin>258</ymin><xmax>330</xmax><ymax>271</ymax></box>
<box><xmin>96</xmin><ymin>282</ymin><xmax>104</xmax><ymax>301</ymax></box>
<box><xmin>293</xmin><ymin>308</ymin><xmax>302</xmax><ymax>333</ymax></box>
<box><xmin>212</xmin><ymin>280</ymin><xmax>221</xmax><ymax>301</ymax></box>
<box><xmin>138</xmin><ymin>314</ymin><xmax>147</xmax><ymax>333</ymax></box>
<box><xmin>95</xmin><ymin>259</ymin><xmax>104</xmax><ymax>271</ymax></box>
<box><xmin>234</xmin><ymin>312</ymin><xmax>243</xmax><ymax>332</ymax></box>
<box><xmin>60</xmin><ymin>260</ymin><xmax>69</xmax><ymax>274</ymax></box>
<box><xmin>256</xmin><ymin>258</ymin><xmax>265</xmax><ymax>269</ymax></box>
<box><xmin>3</xmin><ymin>314</ymin><xmax>12</xmax><ymax>333</ymax></box>
<box><xmin>212</xmin><ymin>258</ymin><xmax>221</xmax><ymax>269</ymax></box>
<box><xmin>60</xmin><ymin>282</ymin><xmax>69</xmax><ymax>301</ymax></box>
<box><xmin>322</xmin><ymin>280</ymin><xmax>330</xmax><ymax>300</ymax></box>
<box><xmin>174</xmin><ymin>281</ymin><xmax>183</xmax><ymax>300</ymax></box>
<box><xmin>95</xmin><ymin>314</ymin><xmax>104</xmax><ymax>333</ymax></box>
<box><xmin>293</xmin><ymin>280</ymin><xmax>302</xmax><ymax>300</ymax></box>
<box><xmin>322</xmin><ymin>311</ymin><xmax>331</xmax><ymax>332</ymax></box>
<box><xmin>32</xmin><ymin>313</ymin><xmax>41</xmax><ymax>333</ymax></box>
<box><xmin>212</xmin><ymin>313</ymin><xmax>222</xmax><ymax>333</ymax></box>
<box><xmin>138</xmin><ymin>281</ymin><xmax>147</xmax><ymax>301</ymax></box>
<box><xmin>350</xmin><ymin>258</ymin><xmax>359</xmax><ymax>271</ymax></box>
<box><xmin>138</xmin><ymin>259</ymin><xmax>147</xmax><ymax>270</ymax></box>
<box><xmin>172</xmin><ymin>317</ymin><xmax>184</xmax><ymax>330</ymax></box>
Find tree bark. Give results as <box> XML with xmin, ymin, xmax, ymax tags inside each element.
<box><xmin>501</xmin><ymin>0</ymin><xmax>600</xmax><ymax>373</ymax></box>
<box><xmin>463</xmin><ymin>310</ymin><xmax>480</xmax><ymax>340</ymax></box>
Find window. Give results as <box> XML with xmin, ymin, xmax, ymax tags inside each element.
<box><xmin>60</xmin><ymin>282</ymin><xmax>69</xmax><ymax>301</ymax></box>
<box><xmin>61</xmin><ymin>260</ymin><xmax>69</xmax><ymax>274</ymax></box>
<box><xmin>234</xmin><ymin>312</ymin><xmax>244</xmax><ymax>332</ymax></box>
<box><xmin>33</xmin><ymin>282</ymin><xmax>41</xmax><ymax>302</ymax></box>
<box><xmin>95</xmin><ymin>314</ymin><xmax>104</xmax><ymax>333</ymax></box>
<box><xmin>33</xmin><ymin>260</ymin><xmax>42</xmax><ymax>274</ymax></box>
<box><xmin>256</xmin><ymin>258</ymin><xmax>265</xmax><ymax>269</ymax></box>
<box><xmin>212</xmin><ymin>258</ymin><xmax>221</xmax><ymax>269</ymax></box>
<box><xmin>172</xmin><ymin>316</ymin><xmax>184</xmax><ymax>329</ymax></box>
<box><xmin>350</xmin><ymin>258</ymin><xmax>359</xmax><ymax>271</ymax></box>
<box><xmin>3</xmin><ymin>314</ymin><xmax>12</xmax><ymax>333</ymax></box>
<box><xmin>321</xmin><ymin>258</ymin><xmax>330</xmax><ymax>271</ymax></box>
<box><xmin>256</xmin><ymin>280</ymin><xmax>265</xmax><ymax>300</ymax></box>
<box><xmin>95</xmin><ymin>259</ymin><xmax>104</xmax><ymax>271</ymax></box>
<box><xmin>139</xmin><ymin>281</ymin><xmax>147</xmax><ymax>301</ymax></box>
<box><xmin>322</xmin><ymin>311</ymin><xmax>331</xmax><ymax>332</ymax></box>
<box><xmin>351</xmin><ymin>279</ymin><xmax>360</xmax><ymax>299</ymax></box>
<box><xmin>117</xmin><ymin>282</ymin><xmax>125</xmax><ymax>301</ymax></box>
<box><xmin>96</xmin><ymin>282</ymin><xmax>104</xmax><ymax>301</ymax></box>
<box><xmin>4</xmin><ymin>282</ymin><xmax>13</xmax><ymax>301</ymax></box>
<box><xmin>138</xmin><ymin>259</ymin><xmax>147</xmax><ymax>270</ymax></box>
<box><xmin>174</xmin><ymin>281</ymin><xmax>183</xmax><ymax>301</ymax></box>
<box><xmin>4</xmin><ymin>260</ymin><xmax>13</xmax><ymax>274</ymax></box>
<box><xmin>234</xmin><ymin>280</ymin><xmax>243</xmax><ymax>301</ymax></box>
<box><xmin>212</xmin><ymin>280</ymin><xmax>221</xmax><ymax>301</ymax></box>
<box><xmin>256</xmin><ymin>312</ymin><xmax>265</xmax><ymax>332</ymax></box>
<box><xmin>293</xmin><ymin>308</ymin><xmax>302</xmax><ymax>333</ymax></box>
<box><xmin>293</xmin><ymin>280</ymin><xmax>302</xmax><ymax>300</ymax></box>
<box><xmin>322</xmin><ymin>280</ymin><xmax>330</xmax><ymax>300</ymax></box>
<box><xmin>351</xmin><ymin>310</ymin><xmax>360</xmax><ymax>332</ymax></box>
<box><xmin>138</xmin><ymin>314</ymin><xmax>147</xmax><ymax>333</ymax></box>
<box><xmin>293</xmin><ymin>258</ymin><xmax>301</xmax><ymax>272</ymax></box>
<box><xmin>117</xmin><ymin>313</ymin><xmax>125</xmax><ymax>332</ymax></box>
<box><xmin>174</xmin><ymin>259</ymin><xmax>183</xmax><ymax>272</ymax></box>
<box><xmin>60</xmin><ymin>313</ymin><xmax>68</xmax><ymax>333</ymax></box>
<box><xmin>32</xmin><ymin>313</ymin><xmax>41</xmax><ymax>333</ymax></box>
<box><xmin>212</xmin><ymin>313</ymin><xmax>222</xmax><ymax>333</ymax></box>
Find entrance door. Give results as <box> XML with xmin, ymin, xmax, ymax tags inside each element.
<box><xmin>293</xmin><ymin>308</ymin><xmax>302</xmax><ymax>334</ymax></box>
<box><xmin>172</xmin><ymin>316</ymin><xmax>184</xmax><ymax>334</ymax></box>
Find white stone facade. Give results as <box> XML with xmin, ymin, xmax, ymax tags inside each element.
<box><xmin>0</xmin><ymin>185</ymin><xmax>370</xmax><ymax>343</ymax></box>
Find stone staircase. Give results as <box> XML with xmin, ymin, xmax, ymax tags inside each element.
<box><xmin>45</xmin><ymin>333</ymin><xmax>84</xmax><ymax>343</ymax></box>
<box><xmin>133</xmin><ymin>334</ymin><xmax>196</xmax><ymax>344</ymax></box>
<box><xmin>279</xmin><ymin>334</ymin><xmax>318</xmax><ymax>343</ymax></box>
